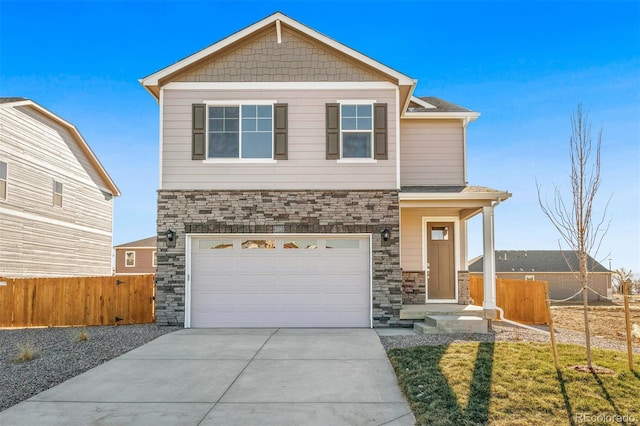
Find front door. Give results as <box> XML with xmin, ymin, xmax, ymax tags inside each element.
<box><xmin>426</xmin><ymin>222</ymin><xmax>455</xmax><ymax>300</ymax></box>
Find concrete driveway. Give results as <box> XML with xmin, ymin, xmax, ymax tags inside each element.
<box><xmin>0</xmin><ymin>328</ymin><xmax>415</xmax><ymax>425</ymax></box>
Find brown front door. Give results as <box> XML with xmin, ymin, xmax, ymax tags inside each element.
<box><xmin>426</xmin><ymin>222</ymin><xmax>455</xmax><ymax>300</ymax></box>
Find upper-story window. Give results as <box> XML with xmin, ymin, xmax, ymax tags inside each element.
<box><xmin>341</xmin><ymin>104</ymin><xmax>373</xmax><ymax>158</ymax></box>
<box><xmin>209</xmin><ymin>105</ymin><xmax>273</xmax><ymax>159</ymax></box>
<box><xmin>192</xmin><ymin>102</ymin><xmax>288</xmax><ymax>162</ymax></box>
<box><xmin>125</xmin><ymin>251</ymin><xmax>135</xmax><ymax>267</ymax></box>
<box><xmin>53</xmin><ymin>180</ymin><xmax>63</xmax><ymax>208</ymax></box>
<box><xmin>0</xmin><ymin>161</ymin><xmax>7</xmax><ymax>201</ymax></box>
<box><xmin>326</xmin><ymin>102</ymin><xmax>387</xmax><ymax>161</ymax></box>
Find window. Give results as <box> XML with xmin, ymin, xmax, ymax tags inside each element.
<box><xmin>125</xmin><ymin>251</ymin><xmax>135</xmax><ymax>267</ymax></box>
<box><xmin>326</xmin><ymin>239</ymin><xmax>360</xmax><ymax>249</ymax></box>
<box><xmin>241</xmin><ymin>239</ymin><xmax>275</xmax><ymax>249</ymax></box>
<box><xmin>192</xmin><ymin>103</ymin><xmax>287</xmax><ymax>161</ymax></box>
<box><xmin>326</xmin><ymin>102</ymin><xmax>387</xmax><ymax>160</ymax></box>
<box><xmin>208</xmin><ymin>104</ymin><xmax>272</xmax><ymax>159</ymax></box>
<box><xmin>198</xmin><ymin>240</ymin><xmax>234</xmax><ymax>250</ymax></box>
<box><xmin>284</xmin><ymin>239</ymin><xmax>318</xmax><ymax>249</ymax></box>
<box><xmin>0</xmin><ymin>161</ymin><xmax>6</xmax><ymax>201</ymax></box>
<box><xmin>53</xmin><ymin>180</ymin><xmax>63</xmax><ymax>208</ymax></box>
<box><xmin>152</xmin><ymin>251</ymin><xmax>157</xmax><ymax>267</ymax></box>
<box><xmin>431</xmin><ymin>226</ymin><xmax>449</xmax><ymax>241</ymax></box>
<box><xmin>341</xmin><ymin>104</ymin><xmax>372</xmax><ymax>158</ymax></box>
<box><xmin>524</xmin><ymin>275</ymin><xmax>535</xmax><ymax>281</ymax></box>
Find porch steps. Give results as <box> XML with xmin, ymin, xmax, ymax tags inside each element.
<box><xmin>400</xmin><ymin>303</ymin><xmax>484</xmax><ymax>321</ymax></box>
<box><xmin>413</xmin><ymin>315</ymin><xmax>489</xmax><ymax>334</ymax></box>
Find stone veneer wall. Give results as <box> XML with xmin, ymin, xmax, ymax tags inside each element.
<box><xmin>156</xmin><ymin>190</ymin><xmax>401</xmax><ymax>327</ymax></box>
<box><xmin>457</xmin><ymin>270</ymin><xmax>471</xmax><ymax>305</ymax></box>
<box><xmin>400</xmin><ymin>270</ymin><xmax>472</xmax><ymax>305</ymax></box>
<box><xmin>401</xmin><ymin>271</ymin><xmax>425</xmax><ymax>304</ymax></box>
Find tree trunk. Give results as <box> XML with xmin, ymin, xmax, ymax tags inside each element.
<box><xmin>580</xmin><ymin>251</ymin><xmax>592</xmax><ymax>369</ymax></box>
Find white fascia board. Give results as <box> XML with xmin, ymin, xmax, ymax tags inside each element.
<box><xmin>3</xmin><ymin>100</ymin><xmax>121</xmax><ymax>197</ymax></box>
<box><xmin>162</xmin><ymin>81</ymin><xmax>398</xmax><ymax>91</ymax></box>
<box><xmin>140</xmin><ymin>12</ymin><xmax>415</xmax><ymax>89</ymax></box>
<box><xmin>399</xmin><ymin>191</ymin><xmax>512</xmax><ymax>201</ymax></box>
<box><xmin>402</xmin><ymin>111</ymin><xmax>481</xmax><ymax>121</ymax></box>
<box><xmin>409</xmin><ymin>96</ymin><xmax>437</xmax><ymax>109</ymax></box>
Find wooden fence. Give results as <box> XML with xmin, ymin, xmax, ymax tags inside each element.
<box><xmin>0</xmin><ymin>275</ymin><xmax>155</xmax><ymax>328</ymax></box>
<box><xmin>470</xmin><ymin>276</ymin><xmax>549</xmax><ymax>324</ymax></box>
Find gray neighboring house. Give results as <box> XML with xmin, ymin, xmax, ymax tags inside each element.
<box><xmin>140</xmin><ymin>12</ymin><xmax>511</xmax><ymax>328</ymax></box>
<box><xmin>469</xmin><ymin>250</ymin><xmax>612</xmax><ymax>302</ymax></box>
<box><xmin>0</xmin><ymin>98</ymin><xmax>120</xmax><ymax>278</ymax></box>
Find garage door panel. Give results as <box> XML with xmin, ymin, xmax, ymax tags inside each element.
<box><xmin>189</xmin><ymin>235</ymin><xmax>370</xmax><ymax>328</ymax></box>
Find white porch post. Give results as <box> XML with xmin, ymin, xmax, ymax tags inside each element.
<box><xmin>482</xmin><ymin>205</ymin><xmax>497</xmax><ymax>317</ymax></box>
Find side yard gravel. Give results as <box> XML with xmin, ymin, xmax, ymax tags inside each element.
<box><xmin>0</xmin><ymin>324</ymin><xmax>180</xmax><ymax>412</ymax></box>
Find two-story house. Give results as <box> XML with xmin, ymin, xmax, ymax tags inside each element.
<box><xmin>114</xmin><ymin>236</ymin><xmax>157</xmax><ymax>275</ymax></box>
<box><xmin>141</xmin><ymin>12</ymin><xmax>510</xmax><ymax>327</ymax></box>
<box><xmin>0</xmin><ymin>98</ymin><xmax>120</xmax><ymax>277</ymax></box>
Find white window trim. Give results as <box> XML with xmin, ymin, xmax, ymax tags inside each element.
<box><xmin>152</xmin><ymin>251</ymin><xmax>157</xmax><ymax>267</ymax></box>
<box><xmin>336</xmin><ymin>100</ymin><xmax>376</xmax><ymax>161</ymax></box>
<box><xmin>203</xmin><ymin>100</ymin><xmax>277</xmax><ymax>161</ymax></box>
<box><xmin>53</xmin><ymin>179</ymin><xmax>63</xmax><ymax>208</ymax></box>
<box><xmin>0</xmin><ymin>160</ymin><xmax>7</xmax><ymax>202</ymax></box>
<box><xmin>125</xmin><ymin>251</ymin><xmax>136</xmax><ymax>267</ymax></box>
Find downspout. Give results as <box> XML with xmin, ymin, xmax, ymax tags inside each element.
<box><xmin>462</xmin><ymin>116</ymin><xmax>469</xmax><ymax>185</ymax></box>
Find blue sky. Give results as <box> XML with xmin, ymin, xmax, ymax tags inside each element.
<box><xmin>1</xmin><ymin>0</ymin><xmax>638</xmax><ymax>272</ymax></box>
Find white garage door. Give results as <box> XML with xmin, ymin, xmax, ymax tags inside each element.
<box><xmin>188</xmin><ymin>235</ymin><xmax>371</xmax><ymax>328</ymax></box>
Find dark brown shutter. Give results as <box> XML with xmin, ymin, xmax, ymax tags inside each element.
<box><xmin>326</xmin><ymin>103</ymin><xmax>340</xmax><ymax>160</ymax></box>
<box><xmin>273</xmin><ymin>103</ymin><xmax>288</xmax><ymax>160</ymax></box>
<box><xmin>373</xmin><ymin>103</ymin><xmax>388</xmax><ymax>160</ymax></box>
<box><xmin>192</xmin><ymin>104</ymin><xmax>206</xmax><ymax>160</ymax></box>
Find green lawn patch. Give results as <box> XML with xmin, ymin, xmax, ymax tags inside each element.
<box><xmin>388</xmin><ymin>342</ymin><xmax>640</xmax><ymax>426</ymax></box>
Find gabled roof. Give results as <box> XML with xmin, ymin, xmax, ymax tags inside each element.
<box><xmin>0</xmin><ymin>98</ymin><xmax>121</xmax><ymax>197</ymax></box>
<box><xmin>140</xmin><ymin>11</ymin><xmax>416</xmax><ymax>100</ymax></box>
<box><xmin>468</xmin><ymin>250</ymin><xmax>610</xmax><ymax>273</ymax></box>
<box><xmin>114</xmin><ymin>236</ymin><xmax>157</xmax><ymax>249</ymax></box>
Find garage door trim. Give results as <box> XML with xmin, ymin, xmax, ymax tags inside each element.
<box><xmin>185</xmin><ymin>233</ymin><xmax>373</xmax><ymax>328</ymax></box>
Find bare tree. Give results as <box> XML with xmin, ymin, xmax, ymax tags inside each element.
<box><xmin>537</xmin><ymin>104</ymin><xmax>610</xmax><ymax>370</ymax></box>
<box><xmin>613</xmin><ymin>268</ymin><xmax>634</xmax><ymax>294</ymax></box>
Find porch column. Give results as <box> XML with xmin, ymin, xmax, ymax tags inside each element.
<box><xmin>482</xmin><ymin>205</ymin><xmax>497</xmax><ymax>318</ymax></box>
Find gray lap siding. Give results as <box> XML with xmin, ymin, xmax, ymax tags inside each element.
<box><xmin>156</xmin><ymin>190</ymin><xmax>402</xmax><ymax>327</ymax></box>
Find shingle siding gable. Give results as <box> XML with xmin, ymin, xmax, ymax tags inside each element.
<box><xmin>173</xmin><ymin>26</ymin><xmax>392</xmax><ymax>83</ymax></box>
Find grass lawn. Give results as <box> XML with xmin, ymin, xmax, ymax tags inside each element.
<box><xmin>388</xmin><ymin>342</ymin><xmax>640</xmax><ymax>425</ymax></box>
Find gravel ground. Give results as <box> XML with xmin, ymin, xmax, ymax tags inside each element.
<box><xmin>0</xmin><ymin>324</ymin><xmax>180</xmax><ymax>412</ymax></box>
<box><xmin>379</xmin><ymin>321</ymin><xmax>640</xmax><ymax>354</ymax></box>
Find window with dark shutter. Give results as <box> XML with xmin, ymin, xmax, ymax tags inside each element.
<box><xmin>192</xmin><ymin>104</ymin><xmax>206</xmax><ymax>160</ymax></box>
<box><xmin>326</xmin><ymin>103</ymin><xmax>340</xmax><ymax>159</ymax></box>
<box><xmin>273</xmin><ymin>103</ymin><xmax>288</xmax><ymax>160</ymax></box>
<box><xmin>373</xmin><ymin>103</ymin><xmax>388</xmax><ymax>160</ymax></box>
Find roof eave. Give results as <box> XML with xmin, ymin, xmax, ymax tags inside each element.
<box><xmin>399</xmin><ymin>191</ymin><xmax>512</xmax><ymax>202</ymax></box>
<box><xmin>402</xmin><ymin>111</ymin><xmax>481</xmax><ymax>120</ymax></box>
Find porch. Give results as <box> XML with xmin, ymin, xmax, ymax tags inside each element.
<box><xmin>399</xmin><ymin>186</ymin><xmax>511</xmax><ymax>324</ymax></box>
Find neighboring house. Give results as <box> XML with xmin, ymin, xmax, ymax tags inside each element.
<box><xmin>114</xmin><ymin>236</ymin><xmax>158</xmax><ymax>275</ymax></box>
<box><xmin>0</xmin><ymin>98</ymin><xmax>120</xmax><ymax>277</ymax></box>
<box><xmin>140</xmin><ymin>12</ymin><xmax>510</xmax><ymax>328</ymax></box>
<box><xmin>469</xmin><ymin>250</ymin><xmax>612</xmax><ymax>302</ymax></box>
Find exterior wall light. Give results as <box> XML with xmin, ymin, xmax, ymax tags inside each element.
<box><xmin>166</xmin><ymin>228</ymin><xmax>175</xmax><ymax>242</ymax></box>
<box><xmin>381</xmin><ymin>228</ymin><xmax>390</xmax><ymax>242</ymax></box>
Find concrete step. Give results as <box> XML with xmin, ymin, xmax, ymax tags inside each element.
<box><xmin>413</xmin><ymin>322</ymin><xmax>446</xmax><ymax>334</ymax></box>
<box><xmin>416</xmin><ymin>315</ymin><xmax>489</xmax><ymax>334</ymax></box>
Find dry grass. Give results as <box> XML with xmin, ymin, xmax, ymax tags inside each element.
<box><xmin>551</xmin><ymin>302</ymin><xmax>640</xmax><ymax>343</ymax></box>
<box><xmin>388</xmin><ymin>342</ymin><xmax>640</xmax><ymax>425</ymax></box>
<box><xmin>71</xmin><ymin>329</ymin><xmax>90</xmax><ymax>342</ymax></box>
<box><xmin>12</xmin><ymin>342</ymin><xmax>38</xmax><ymax>363</ymax></box>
